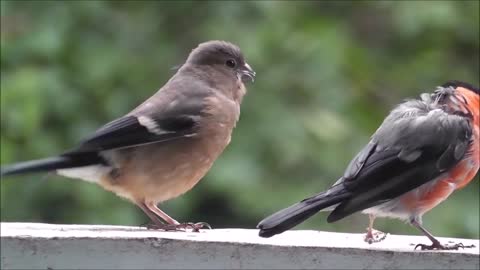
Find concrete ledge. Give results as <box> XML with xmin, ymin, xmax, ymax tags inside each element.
<box><xmin>1</xmin><ymin>222</ymin><xmax>479</xmax><ymax>269</ymax></box>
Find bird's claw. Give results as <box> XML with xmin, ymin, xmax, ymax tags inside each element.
<box><xmin>176</xmin><ymin>222</ymin><xmax>212</xmax><ymax>232</ymax></box>
<box><xmin>145</xmin><ymin>222</ymin><xmax>211</xmax><ymax>232</ymax></box>
<box><xmin>414</xmin><ymin>242</ymin><xmax>475</xmax><ymax>251</ymax></box>
<box><xmin>364</xmin><ymin>228</ymin><xmax>388</xmax><ymax>244</ymax></box>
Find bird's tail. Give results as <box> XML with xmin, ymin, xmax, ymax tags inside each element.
<box><xmin>1</xmin><ymin>154</ymin><xmax>100</xmax><ymax>177</ymax></box>
<box><xmin>257</xmin><ymin>184</ymin><xmax>349</xmax><ymax>238</ymax></box>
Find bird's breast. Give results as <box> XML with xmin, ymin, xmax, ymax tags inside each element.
<box><xmin>98</xmin><ymin>130</ymin><xmax>233</xmax><ymax>204</ymax></box>
<box><xmin>447</xmin><ymin>128</ymin><xmax>479</xmax><ymax>189</ymax></box>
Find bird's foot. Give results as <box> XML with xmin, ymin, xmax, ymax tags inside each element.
<box><xmin>146</xmin><ymin>222</ymin><xmax>211</xmax><ymax>232</ymax></box>
<box><xmin>364</xmin><ymin>228</ymin><xmax>388</xmax><ymax>244</ymax></box>
<box><xmin>414</xmin><ymin>241</ymin><xmax>475</xmax><ymax>251</ymax></box>
<box><xmin>174</xmin><ymin>222</ymin><xmax>212</xmax><ymax>232</ymax></box>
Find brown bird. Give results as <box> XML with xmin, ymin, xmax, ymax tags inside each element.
<box><xmin>0</xmin><ymin>40</ymin><xmax>255</xmax><ymax>231</ymax></box>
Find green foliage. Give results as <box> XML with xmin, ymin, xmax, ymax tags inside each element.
<box><xmin>1</xmin><ymin>0</ymin><xmax>478</xmax><ymax>239</ymax></box>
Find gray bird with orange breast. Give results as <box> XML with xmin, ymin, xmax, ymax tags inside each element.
<box><xmin>257</xmin><ymin>81</ymin><xmax>479</xmax><ymax>250</ymax></box>
<box><xmin>1</xmin><ymin>40</ymin><xmax>255</xmax><ymax>231</ymax></box>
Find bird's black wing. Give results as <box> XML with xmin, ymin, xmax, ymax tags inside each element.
<box><xmin>327</xmin><ymin>99</ymin><xmax>473</xmax><ymax>222</ymax></box>
<box><xmin>67</xmin><ymin>90</ymin><xmax>209</xmax><ymax>154</ymax></box>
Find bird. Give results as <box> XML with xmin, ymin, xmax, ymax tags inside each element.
<box><xmin>1</xmin><ymin>40</ymin><xmax>256</xmax><ymax>231</ymax></box>
<box><xmin>257</xmin><ymin>81</ymin><xmax>479</xmax><ymax>250</ymax></box>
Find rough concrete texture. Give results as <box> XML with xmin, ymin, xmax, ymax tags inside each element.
<box><xmin>1</xmin><ymin>222</ymin><xmax>479</xmax><ymax>269</ymax></box>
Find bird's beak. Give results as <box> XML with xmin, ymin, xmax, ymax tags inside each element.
<box><xmin>239</xmin><ymin>63</ymin><xmax>256</xmax><ymax>83</ymax></box>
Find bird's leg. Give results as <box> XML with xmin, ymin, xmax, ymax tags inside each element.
<box><xmin>146</xmin><ymin>202</ymin><xmax>180</xmax><ymax>225</ymax></box>
<box><xmin>147</xmin><ymin>202</ymin><xmax>212</xmax><ymax>232</ymax></box>
<box><xmin>137</xmin><ymin>202</ymin><xmax>167</xmax><ymax>228</ymax></box>
<box><xmin>364</xmin><ymin>214</ymin><xmax>387</xmax><ymax>244</ymax></box>
<box><xmin>411</xmin><ymin>219</ymin><xmax>475</xmax><ymax>250</ymax></box>
<box><xmin>142</xmin><ymin>202</ymin><xmax>211</xmax><ymax>232</ymax></box>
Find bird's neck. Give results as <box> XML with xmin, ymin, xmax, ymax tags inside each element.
<box><xmin>457</xmin><ymin>87</ymin><xmax>479</xmax><ymax>126</ymax></box>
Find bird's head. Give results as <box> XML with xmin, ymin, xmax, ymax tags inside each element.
<box><xmin>437</xmin><ymin>80</ymin><xmax>480</xmax><ymax>123</ymax></box>
<box><xmin>186</xmin><ymin>40</ymin><xmax>256</xmax><ymax>83</ymax></box>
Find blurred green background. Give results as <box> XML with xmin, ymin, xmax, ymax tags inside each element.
<box><xmin>1</xmin><ymin>0</ymin><xmax>479</xmax><ymax>240</ymax></box>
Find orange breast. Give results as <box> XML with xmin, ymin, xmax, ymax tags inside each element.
<box><xmin>449</xmin><ymin>147</ymin><xmax>479</xmax><ymax>190</ymax></box>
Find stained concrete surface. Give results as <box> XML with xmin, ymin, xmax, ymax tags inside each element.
<box><xmin>1</xmin><ymin>222</ymin><xmax>479</xmax><ymax>269</ymax></box>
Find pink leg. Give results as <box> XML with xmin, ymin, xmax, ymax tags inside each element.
<box><xmin>138</xmin><ymin>201</ymin><xmax>210</xmax><ymax>232</ymax></box>
<box><xmin>145</xmin><ymin>201</ymin><xmax>179</xmax><ymax>225</ymax></box>
<box><xmin>364</xmin><ymin>214</ymin><xmax>387</xmax><ymax>244</ymax></box>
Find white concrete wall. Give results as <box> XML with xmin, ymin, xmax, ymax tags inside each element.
<box><xmin>1</xmin><ymin>222</ymin><xmax>479</xmax><ymax>269</ymax></box>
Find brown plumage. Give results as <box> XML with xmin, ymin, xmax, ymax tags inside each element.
<box><xmin>1</xmin><ymin>40</ymin><xmax>255</xmax><ymax>230</ymax></box>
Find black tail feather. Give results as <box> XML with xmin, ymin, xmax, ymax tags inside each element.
<box><xmin>1</xmin><ymin>153</ymin><xmax>103</xmax><ymax>177</ymax></box>
<box><xmin>257</xmin><ymin>185</ymin><xmax>349</xmax><ymax>238</ymax></box>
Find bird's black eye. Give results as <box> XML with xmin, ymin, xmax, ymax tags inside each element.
<box><xmin>226</xmin><ymin>59</ymin><xmax>236</xmax><ymax>68</ymax></box>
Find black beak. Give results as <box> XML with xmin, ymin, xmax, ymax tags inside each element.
<box><xmin>240</xmin><ymin>63</ymin><xmax>256</xmax><ymax>83</ymax></box>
